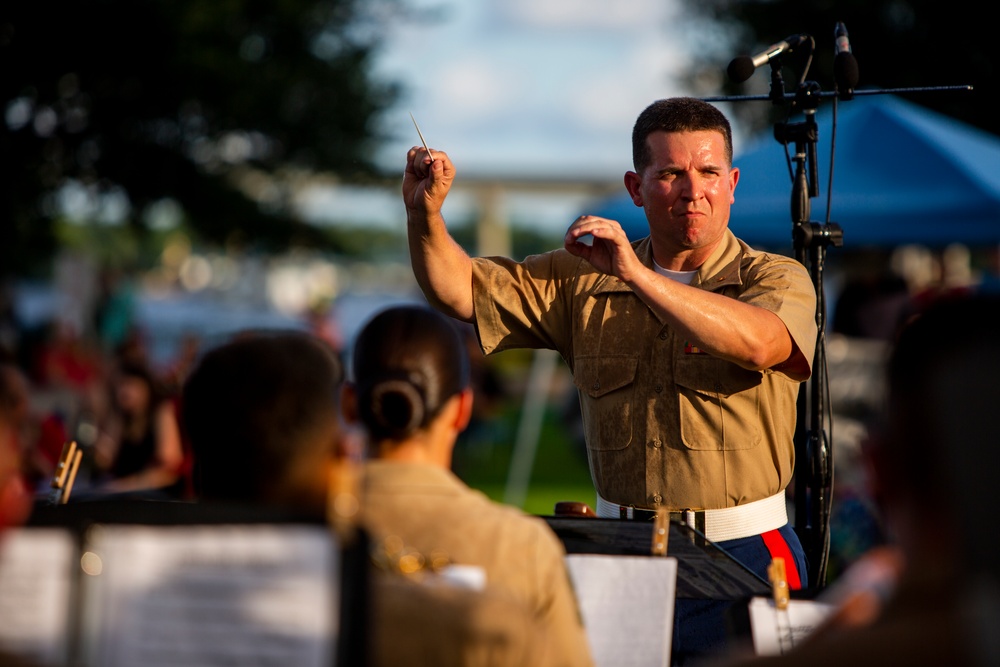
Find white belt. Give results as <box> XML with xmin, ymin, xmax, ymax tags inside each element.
<box><xmin>595</xmin><ymin>491</ymin><xmax>788</xmax><ymax>542</ymax></box>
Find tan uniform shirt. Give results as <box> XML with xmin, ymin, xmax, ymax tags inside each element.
<box><xmin>372</xmin><ymin>571</ymin><xmax>555</xmax><ymax>667</ymax></box>
<box><xmin>361</xmin><ymin>461</ymin><xmax>594</xmax><ymax>667</ymax></box>
<box><xmin>471</xmin><ymin>229</ymin><xmax>817</xmax><ymax>511</ymax></box>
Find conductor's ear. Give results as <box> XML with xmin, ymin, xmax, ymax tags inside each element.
<box><xmin>624</xmin><ymin>171</ymin><xmax>643</xmax><ymax>207</ymax></box>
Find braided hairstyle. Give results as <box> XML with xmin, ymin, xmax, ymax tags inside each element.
<box><xmin>352</xmin><ymin>305</ymin><xmax>470</xmax><ymax>442</ymax></box>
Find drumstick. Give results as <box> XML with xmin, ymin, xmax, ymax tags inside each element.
<box><xmin>409</xmin><ymin>112</ymin><xmax>434</xmax><ymax>162</ymax></box>
<box><xmin>47</xmin><ymin>440</ymin><xmax>77</xmax><ymax>505</ymax></box>
<box><xmin>51</xmin><ymin>440</ymin><xmax>78</xmax><ymax>490</ymax></box>
<box><xmin>61</xmin><ymin>448</ymin><xmax>83</xmax><ymax>504</ymax></box>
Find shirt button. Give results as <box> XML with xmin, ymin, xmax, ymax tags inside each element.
<box><xmin>652</xmin><ymin>494</ymin><xmax>662</xmax><ymax>504</ymax></box>
<box><xmin>659</xmin><ymin>332</ymin><xmax>668</xmax><ymax>340</ymax></box>
<box><xmin>654</xmin><ymin>384</ymin><xmax>663</xmax><ymax>393</ymax></box>
<box><xmin>650</xmin><ymin>440</ymin><xmax>661</xmax><ymax>448</ymax></box>
<box><xmin>592</xmin><ymin>382</ymin><xmax>600</xmax><ymax>391</ymax></box>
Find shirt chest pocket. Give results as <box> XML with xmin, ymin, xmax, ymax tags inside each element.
<box><xmin>572</xmin><ymin>354</ymin><xmax>637</xmax><ymax>451</ymax></box>
<box><xmin>674</xmin><ymin>354</ymin><xmax>763</xmax><ymax>451</ymax></box>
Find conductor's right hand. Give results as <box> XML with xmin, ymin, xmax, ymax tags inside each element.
<box><xmin>401</xmin><ymin>146</ymin><xmax>473</xmax><ymax>322</ymax></box>
<box><xmin>403</xmin><ymin>146</ymin><xmax>455</xmax><ymax>218</ymax></box>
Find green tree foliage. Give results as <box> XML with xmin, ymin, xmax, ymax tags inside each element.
<box><xmin>681</xmin><ymin>0</ymin><xmax>989</xmax><ymax>138</ymax></box>
<box><xmin>1</xmin><ymin>0</ymin><xmax>402</xmax><ymax>278</ymax></box>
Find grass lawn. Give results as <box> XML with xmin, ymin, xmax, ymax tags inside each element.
<box><xmin>451</xmin><ymin>389</ymin><xmax>596</xmax><ymax>517</ymax></box>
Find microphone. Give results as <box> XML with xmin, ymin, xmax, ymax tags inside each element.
<box><xmin>833</xmin><ymin>22</ymin><xmax>859</xmax><ymax>100</ymax></box>
<box><xmin>727</xmin><ymin>34</ymin><xmax>810</xmax><ymax>83</ymax></box>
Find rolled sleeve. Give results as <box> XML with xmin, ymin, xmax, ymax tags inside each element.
<box><xmin>742</xmin><ymin>257</ymin><xmax>818</xmax><ymax>376</ymax></box>
<box><xmin>470</xmin><ymin>252</ymin><xmax>578</xmax><ymax>357</ymax></box>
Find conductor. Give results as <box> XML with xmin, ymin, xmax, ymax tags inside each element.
<box><xmin>404</xmin><ymin>96</ymin><xmax>818</xmax><ymax>662</ymax></box>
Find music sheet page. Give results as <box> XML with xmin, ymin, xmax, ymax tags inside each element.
<box><xmin>566</xmin><ymin>554</ymin><xmax>678</xmax><ymax>667</ymax></box>
<box><xmin>747</xmin><ymin>596</ymin><xmax>833</xmax><ymax>655</ymax></box>
<box><xmin>80</xmin><ymin>524</ymin><xmax>339</xmax><ymax>667</ymax></box>
<box><xmin>0</xmin><ymin>528</ymin><xmax>76</xmax><ymax>665</ymax></box>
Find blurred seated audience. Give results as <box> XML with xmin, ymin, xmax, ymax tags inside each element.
<box><xmin>342</xmin><ymin>305</ymin><xmax>594</xmax><ymax>667</ymax></box>
<box><xmin>701</xmin><ymin>293</ymin><xmax>1000</xmax><ymax>666</ymax></box>
<box><xmin>831</xmin><ymin>266</ymin><xmax>912</xmax><ymax>341</ymax></box>
<box><xmin>1</xmin><ymin>363</ymin><xmax>33</xmax><ymax>530</ymax></box>
<box><xmin>90</xmin><ymin>359</ymin><xmax>184</xmax><ymax>497</ymax></box>
<box><xmin>1</xmin><ymin>362</ymin><xmax>46</xmax><ymax>667</ymax></box>
<box><xmin>0</xmin><ymin>360</ymin><xmax>70</xmax><ymax>495</ymax></box>
<box><xmin>30</xmin><ymin>320</ymin><xmax>103</xmax><ymax>396</ymax></box>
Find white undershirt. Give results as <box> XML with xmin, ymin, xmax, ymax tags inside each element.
<box><xmin>652</xmin><ymin>260</ymin><xmax>697</xmax><ymax>285</ymax></box>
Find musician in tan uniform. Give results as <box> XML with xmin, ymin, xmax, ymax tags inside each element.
<box><xmin>402</xmin><ymin>96</ymin><xmax>817</xmax><ymax>663</ymax></box>
<box><xmin>342</xmin><ymin>305</ymin><xmax>595</xmax><ymax>667</ymax></box>
<box><xmin>181</xmin><ymin>330</ymin><xmax>560</xmax><ymax>667</ymax></box>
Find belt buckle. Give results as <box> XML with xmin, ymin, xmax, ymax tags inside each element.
<box><xmin>620</xmin><ymin>505</ymin><xmax>658</xmax><ymax>521</ymax></box>
<box><xmin>673</xmin><ymin>508</ymin><xmax>707</xmax><ymax>535</ymax></box>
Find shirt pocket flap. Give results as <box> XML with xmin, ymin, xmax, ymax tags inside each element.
<box><xmin>674</xmin><ymin>353</ymin><xmax>762</xmax><ymax>398</ymax></box>
<box><xmin>574</xmin><ymin>355</ymin><xmax>638</xmax><ymax>398</ymax></box>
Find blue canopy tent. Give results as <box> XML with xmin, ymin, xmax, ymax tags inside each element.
<box><xmin>590</xmin><ymin>94</ymin><xmax>1000</xmax><ymax>250</ymax></box>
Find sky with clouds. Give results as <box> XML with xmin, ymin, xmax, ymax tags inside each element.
<box><xmin>299</xmin><ymin>0</ymin><xmax>730</xmax><ymax>232</ymax></box>
<box><xmin>370</xmin><ymin>0</ymin><xmax>697</xmax><ymax>178</ymax></box>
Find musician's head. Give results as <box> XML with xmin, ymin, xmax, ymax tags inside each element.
<box><xmin>343</xmin><ymin>305</ymin><xmax>472</xmax><ymax>462</ymax></box>
<box><xmin>867</xmin><ymin>292</ymin><xmax>1000</xmax><ymax>576</ymax></box>
<box><xmin>181</xmin><ymin>330</ymin><xmax>345</xmax><ymax>513</ymax></box>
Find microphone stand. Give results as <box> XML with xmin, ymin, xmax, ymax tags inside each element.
<box><xmin>706</xmin><ymin>48</ymin><xmax>972</xmax><ymax>591</ymax></box>
<box><xmin>780</xmin><ymin>80</ymin><xmax>840</xmax><ymax>594</ymax></box>
<box><xmin>708</xmin><ymin>57</ymin><xmax>841</xmax><ymax>592</ymax></box>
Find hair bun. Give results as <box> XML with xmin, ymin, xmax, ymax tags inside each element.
<box><xmin>369</xmin><ymin>378</ymin><xmax>425</xmax><ymax>438</ymax></box>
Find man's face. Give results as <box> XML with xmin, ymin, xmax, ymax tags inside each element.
<box><xmin>625</xmin><ymin>130</ymin><xmax>738</xmax><ymax>264</ymax></box>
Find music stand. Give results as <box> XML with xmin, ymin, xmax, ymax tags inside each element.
<box><xmin>542</xmin><ymin>516</ymin><xmax>769</xmax><ymax>600</ymax></box>
<box><xmin>19</xmin><ymin>499</ymin><xmax>368</xmax><ymax>667</ymax></box>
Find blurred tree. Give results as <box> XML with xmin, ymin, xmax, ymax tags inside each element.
<box><xmin>0</xmin><ymin>0</ymin><xmax>404</xmax><ymax>278</ymax></box>
<box><xmin>680</xmin><ymin>1</ymin><xmax>988</xmax><ymax>139</ymax></box>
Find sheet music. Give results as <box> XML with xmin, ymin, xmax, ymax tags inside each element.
<box><xmin>566</xmin><ymin>554</ymin><xmax>678</xmax><ymax>667</ymax></box>
<box><xmin>80</xmin><ymin>524</ymin><xmax>339</xmax><ymax>667</ymax></box>
<box><xmin>0</xmin><ymin>528</ymin><xmax>76</xmax><ymax>666</ymax></box>
<box><xmin>747</xmin><ymin>596</ymin><xmax>833</xmax><ymax>655</ymax></box>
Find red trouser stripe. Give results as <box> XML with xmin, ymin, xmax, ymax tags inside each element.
<box><xmin>761</xmin><ymin>529</ymin><xmax>802</xmax><ymax>590</ymax></box>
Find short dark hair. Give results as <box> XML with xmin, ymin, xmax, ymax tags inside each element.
<box><xmin>631</xmin><ymin>97</ymin><xmax>734</xmax><ymax>171</ymax></box>
<box><xmin>181</xmin><ymin>330</ymin><xmax>343</xmax><ymax>503</ymax></box>
<box><xmin>883</xmin><ymin>294</ymin><xmax>1000</xmax><ymax>505</ymax></box>
<box><xmin>351</xmin><ymin>306</ymin><xmax>469</xmax><ymax>442</ymax></box>
<box><xmin>880</xmin><ymin>293</ymin><xmax>1000</xmax><ymax>575</ymax></box>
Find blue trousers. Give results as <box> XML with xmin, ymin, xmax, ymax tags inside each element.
<box><xmin>671</xmin><ymin>523</ymin><xmax>807</xmax><ymax>666</ymax></box>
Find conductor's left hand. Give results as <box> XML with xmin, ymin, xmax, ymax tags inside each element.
<box><xmin>564</xmin><ymin>214</ymin><xmax>643</xmax><ymax>283</ymax></box>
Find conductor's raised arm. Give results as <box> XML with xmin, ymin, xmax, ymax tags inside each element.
<box><xmin>403</xmin><ymin>147</ymin><xmax>474</xmax><ymax>322</ymax></box>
